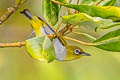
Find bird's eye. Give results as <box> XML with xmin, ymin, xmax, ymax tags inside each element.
<box><xmin>74</xmin><ymin>49</ymin><xmax>80</xmax><ymax>55</ymax></box>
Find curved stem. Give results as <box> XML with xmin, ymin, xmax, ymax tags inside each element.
<box><xmin>59</xmin><ymin>24</ymin><xmax>72</xmax><ymax>35</ymax></box>
<box><xmin>72</xmin><ymin>32</ymin><xmax>97</xmax><ymax>41</ymax></box>
<box><xmin>63</xmin><ymin>36</ymin><xmax>93</xmax><ymax>46</ymax></box>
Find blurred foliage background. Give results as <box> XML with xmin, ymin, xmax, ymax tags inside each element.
<box><xmin>1</xmin><ymin>0</ymin><xmax>120</xmax><ymax>80</ymax></box>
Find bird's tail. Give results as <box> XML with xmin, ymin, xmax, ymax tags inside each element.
<box><xmin>20</xmin><ymin>9</ymin><xmax>55</xmax><ymax>34</ymax></box>
<box><xmin>20</xmin><ymin>9</ymin><xmax>33</xmax><ymax>20</ymax></box>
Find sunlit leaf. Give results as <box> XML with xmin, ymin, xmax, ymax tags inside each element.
<box><xmin>62</xmin><ymin>13</ymin><xmax>120</xmax><ymax>30</ymax></box>
<box><xmin>62</xmin><ymin>13</ymin><xmax>100</xmax><ymax>25</ymax></box>
<box><xmin>95</xmin><ymin>18</ymin><xmax>120</xmax><ymax>31</ymax></box>
<box><xmin>42</xmin><ymin>0</ymin><xmax>59</xmax><ymax>26</ymax></box>
<box><xmin>93</xmin><ymin>29</ymin><xmax>120</xmax><ymax>52</ymax></box>
<box><xmin>63</xmin><ymin>4</ymin><xmax>120</xmax><ymax>21</ymax></box>
<box><xmin>83</xmin><ymin>17</ymin><xmax>120</xmax><ymax>31</ymax></box>
<box><xmin>25</xmin><ymin>36</ymin><xmax>56</xmax><ymax>63</ymax></box>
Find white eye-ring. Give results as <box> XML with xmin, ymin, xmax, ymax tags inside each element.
<box><xmin>74</xmin><ymin>49</ymin><xmax>80</xmax><ymax>55</ymax></box>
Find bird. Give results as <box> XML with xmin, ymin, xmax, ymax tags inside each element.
<box><xmin>20</xmin><ymin>9</ymin><xmax>91</xmax><ymax>61</ymax></box>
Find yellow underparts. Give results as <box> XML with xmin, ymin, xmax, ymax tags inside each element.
<box><xmin>29</xmin><ymin>16</ymin><xmax>44</xmax><ymax>36</ymax></box>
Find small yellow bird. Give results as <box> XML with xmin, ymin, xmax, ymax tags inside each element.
<box><xmin>21</xmin><ymin>9</ymin><xmax>91</xmax><ymax>61</ymax></box>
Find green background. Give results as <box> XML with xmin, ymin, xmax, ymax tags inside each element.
<box><xmin>0</xmin><ymin>0</ymin><xmax>120</xmax><ymax>80</ymax></box>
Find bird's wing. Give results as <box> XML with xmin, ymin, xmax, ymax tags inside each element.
<box><xmin>37</xmin><ymin>17</ymin><xmax>55</xmax><ymax>35</ymax></box>
<box><xmin>52</xmin><ymin>38</ymin><xmax>66</xmax><ymax>60</ymax></box>
<box><xmin>39</xmin><ymin>20</ymin><xmax>67</xmax><ymax>60</ymax></box>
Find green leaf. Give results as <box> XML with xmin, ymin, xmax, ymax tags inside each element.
<box><xmin>95</xmin><ymin>19</ymin><xmax>120</xmax><ymax>31</ymax></box>
<box><xmin>92</xmin><ymin>17</ymin><xmax>120</xmax><ymax>31</ymax></box>
<box><xmin>62</xmin><ymin>13</ymin><xmax>120</xmax><ymax>30</ymax></box>
<box><xmin>93</xmin><ymin>29</ymin><xmax>120</xmax><ymax>52</ymax></box>
<box><xmin>42</xmin><ymin>0</ymin><xmax>59</xmax><ymax>26</ymax></box>
<box><xmin>81</xmin><ymin>0</ymin><xmax>116</xmax><ymax>6</ymax></box>
<box><xmin>98</xmin><ymin>0</ymin><xmax>117</xmax><ymax>6</ymax></box>
<box><xmin>62</xmin><ymin>13</ymin><xmax>100</xmax><ymax>25</ymax></box>
<box><xmin>25</xmin><ymin>36</ymin><xmax>56</xmax><ymax>63</ymax></box>
<box><xmin>63</xmin><ymin>4</ymin><xmax>120</xmax><ymax>21</ymax></box>
<box><xmin>81</xmin><ymin>0</ymin><xmax>98</xmax><ymax>5</ymax></box>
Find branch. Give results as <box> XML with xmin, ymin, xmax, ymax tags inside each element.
<box><xmin>0</xmin><ymin>0</ymin><xmax>27</xmax><ymax>25</ymax></box>
<box><xmin>0</xmin><ymin>33</ymin><xmax>93</xmax><ymax>48</ymax></box>
<box><xmin>0</xmin><ymin>42</ymin><xmax>25</xmax><ymax>48</ymax></box>
<box><xmin>0</xmin><ymin>34</ymin><xmax>55</xmax><ymax>48</ymax></box>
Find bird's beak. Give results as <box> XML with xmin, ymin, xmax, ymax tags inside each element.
<box><xmin>81</xmin><ymin>52</ymin><xmax>91</xmax><ymax>56</ymax></box>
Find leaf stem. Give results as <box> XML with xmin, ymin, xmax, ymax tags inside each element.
<box><xmin>67</xmin><ymin>0</ymin><xmax>72</xmax><ymax>14</ymax></box>
<box><xmin>63</xmin><ymin>36</ymin><xmax>93</xmax><ymax>46</ymax></box>
<box><xmin>0</xmin><ymin>0</ymin><xmax>27</xmax><ymax>25</ymax></box>
<box><xmin>59</xmin><ymin>24</ymin><xmax>72</xmax><ymax>35</ymax></box>
<box><xmin>56</xmin><ymin>22</ymin><xmax>62</xmax><ymax>32</ymax></box>
<box><xmin>72</xmin><ymin>32</ymin><xmax>97</xmax><ymax>41</ymax></box>
<box><xmin>96</xmin><ymin>0</ymin><xmax>103</xmax><ymax>5</ymax></box>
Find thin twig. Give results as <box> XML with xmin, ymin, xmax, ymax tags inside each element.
<box><xmin>52</xmin><ymin>0</ymin><xmax>75</xmax><ymax>35</ymax></box>
<box><xmin>0</xmin><ymin>42</ymin><xmax>25</xmax><ymax>48</ymax></box>
<box><xmin>67</xmin><ymin>0</ymin><xmax>72</xmax><ymax>14</ymax></box>
<box><xmin>77</xmin><ymin>0</ymin><xmax>80</xmax><ymax>4</ymax></box>
<box><xmin>72</xmin><ymin>32</ymin><xmax>96</xmax><ymax>41</ymax></box>
<box><xmin>51</xmin><ymin>0</ymin><xmax>63</xmax><ymax>5</ymax></box>
<box><xmin>96</xmin><ymin>0</ymin><xmax>103</xmax><ymax>5</ymax></box>
<box><xmin>63</xmin><ymin>36</ymin><xmax>93</xmax><ymax>46</ymax></box>
<box><xmin>74</xmin><ymin>0</ymin><xmax>80</xmax><ymax>13</ymax></box>
<box><xmin>56</xmin><ymin>22</ymin><xmax>62</xmax><ymax>32</ymax></box>
<box><xmin>51</xmin><ymin>0</ymin><xmax>72</xmax><ymax>14</ymax></box>
<box><xmin>59</xmin><ymin>24</ymin><xmax>72</xmax><ymax>35</ymax></box>
<box><xmin>63</xmin><ymin>25</ymin><xmax>74</xmax><ymax>36</ymax></box>
<box><xmin>0</xmin><ymin>0</ymin><xmax>27</xmax><ymax>25</ymax></box>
